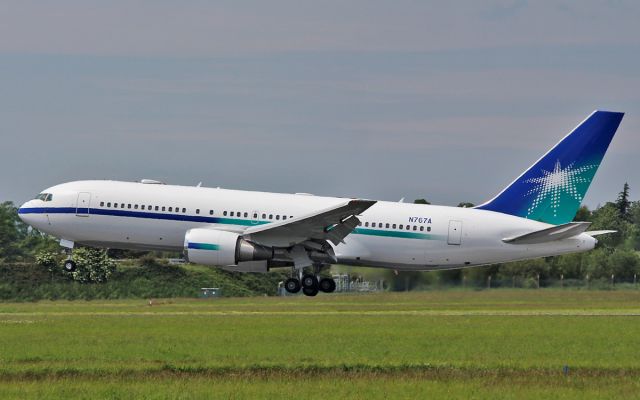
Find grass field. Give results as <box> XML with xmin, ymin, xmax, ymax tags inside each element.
<box><xmin>1</xmin><ymin>290</ymin><xmax>640</xmax><ymax>399</ymax></box>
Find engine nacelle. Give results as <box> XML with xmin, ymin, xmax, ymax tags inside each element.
<box><xmin>184</xmin><ymin>229</ymin><xmax>273</xmax><ymax>267</ymax></box>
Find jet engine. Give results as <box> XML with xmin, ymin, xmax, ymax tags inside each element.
<box><xmin>184</xmin><ymin>228</ymin><xmax>273</xmax><ymax>266</ymax></box>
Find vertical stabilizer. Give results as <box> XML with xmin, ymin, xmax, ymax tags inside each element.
<box><xmin>476</xmin><ymin>111</ymin><xmax>624</xmax><ymax>225</ymax></box>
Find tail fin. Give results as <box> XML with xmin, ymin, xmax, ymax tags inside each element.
<box><xmin>476</xmin><ymin>110</ymin><xmax>624</xmax><ymax>225</ymax></box>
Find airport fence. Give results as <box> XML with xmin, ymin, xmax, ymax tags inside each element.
<box><xmin>406</xmin><ymin>274</ymin><xmax>640</xmax><ymax>291</ymax></box>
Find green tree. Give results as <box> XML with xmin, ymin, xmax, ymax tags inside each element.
<box><xmin>608</xmin><ymin>248</ymin><xmax>640</xmax><ymax>281</ymax></box>
<box><xmin>0</xmin><ymin>202</ymin><xmax>23</xmax><ymax>261</ymax></box>
<box><xmin>549</xmin><ymin>253</ymin><xmax>585</xmax><ymax>279</ymax></box>
<box><xmin>498</xmin><ymin>258</ymin><xmax>550</xmax><ymax>285</ymax></box>
<box><xmin>0</xmin><ymin>201</ymin><xmax>59</xmax><ymax>261</ymax></box>
<box><xmin>68</xmin><ymin>247</ymin><xmax>116</xmax><ymax>283</ymax></box>
<box><xmin>627</xmin><ymin>200</ymin><xmax>640</xmax><ymax>226</ymax></box>
<box><xmin>590</xmin><ymin>203</ymin><xmax>627</xmax><ymax>248</ymax></box>
<box><xmin>457</xmin><ymin>202</ymin><xmax>475</xmax><ymax>208</ymax></box>
<box><xmin>583</xmin><ymin>248</ymin><xmax>612</xmax><ymax>280</ymax></box>
<box><xmin>414</xmin><ymin>199</ymin><xmax>430</xmax><ymax>205</ymax></box>
<box><xmin>616</xmin><ymin>182</ymin><xmax>631</xmax><ymax>219</ymax></box>
<box><xmin>573</xmin><ymin>205</ymin><xmax>591</xmax><ymax>222</ymax></box>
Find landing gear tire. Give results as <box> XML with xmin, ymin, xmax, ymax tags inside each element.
<box><xmin>302</xmin><ymin>286</ymin><xmax>319</xmax><ymax>297</ymax></box>
<box><xmin>63</xmin><ymin>260</ymin><xmax>76</xmax><ymax>272</ymax></box>
<box><xmin>284</xmin><ymin>278</ymin><xmax>301</xmax><ymax>294</ymax></box>
<box><xmin>301</xmin><ymin>274</ymin><xmax>318</xmax><ymax>289</ymax></box>
<box><xmin>319</xmin><ymin>278</ymin><xmax>336</xmax><ymax>293</ymax></box>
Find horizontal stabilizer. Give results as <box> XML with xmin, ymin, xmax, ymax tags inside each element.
<box><xmin>503</xmin><ymin>222</ymin><xmax>591</xmax><ymax>245</ymax></box>
<box><xmin>585</xmin><ymin>230</ymin><xmax>617</xmax><ymax>237</ymax></box>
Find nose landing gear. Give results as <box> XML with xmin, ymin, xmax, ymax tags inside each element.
<box><xmin>59</xmin><ymin>239</ymin><xmax>76</xmax><ymax>272</ymax></box>
<box><xmin>63</xmin><ymin>259</ymin><xmax>77</xmax><ymax>272</ymax></box>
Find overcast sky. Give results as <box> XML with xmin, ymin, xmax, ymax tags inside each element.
<box><xmin>1</xmin><ymin>1</ymin><xmax>639</xmax><ymax>208</ymax></box>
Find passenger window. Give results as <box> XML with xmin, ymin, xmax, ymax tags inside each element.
<box><xmin>420</xmin><ymin>226</ymin><xmax>424</xmax><ymax>231</ymax></box>
<box><xmin>237</xmin><ymin>211</ymin><xmax>240</xmax><ymax>216</ymax></box>
<box><xmin>262</xmin><ymin>213</ymin><xmax>266</xmax><ymax>219</ymax></box>
<box><xmin>385</xmin><ymin>223</ymin><xmax>390</xmax><ymax>228</ymax></box>
<box><xmin>196</xmin><ymin>209</ymin><xmax>200</xmax><ymax>214</ymax></box>
<box><xmin>253</xmin><ymin>213</ymin><xmax>258</xmax><ymax>218</ymax></box>
<box><xmin>223</xmin><ymin>211</ymin><xmax>227</xmax><ymax>216</ymax></box>
<box><xmin>100</xmin><ymin>202</ymin><xmax>105</xmax><ymax>207</ymax></box>
<box><xmin>406</xmin><ymin>225</ymin><xmax>410</xmax><ymax>230</ymax></box>
<box><xmin>148</xmin><ymin>205</ymin><xmax>152</xmax><ymax>210</ymax></box>
<box><xmin>121</xmin><ymin>203</ymin><xmax>125</xmax><ymax>208</ymax></box>
<box><xmin>290</xmin><ymin>216</ymin><xmax>293</xmax><ymax>219</ymax></box>
<box><xmin>244</xmin><ymin>212</ymin><xmax>248</xmax><ymax>218</ymax></box>
<box><xmin>399</xmin><ymin>224</ymin><xmax>403</xmax><ymax>229</ymax></box>
<box><xmin>427</xmin><ymin>226</ymin><xmax>432</xmax><ymax>232</ymax></box>
<box><xmin>162</xmin><ymin>206</ymin><xmax>166</xmax><ymax>211</ymax></box>
<box><xmin>210</xmin><ymin>210</ymin><xmax>214</xmax><ymax>215</ymax></box>
<box><xmin>372</xmin><ymin>223</ymin><xmax>376</xmax><ymax>228</ymax></box>
<box><xmin>365</xmin><ymin>222</ymin><xmax>369</xmax><ymax>227</ymax></box>
<box><xmin>392</xmin><ymin>224</ymin><xmax>396</xmax><ymax>229</ymax></box>
<box><xmin>283</xmin><ymin>216</ymin><xmax>287</xmax><ymax>220</ymax></box>
<box><xmin>126</xmin><ymin>204</ymin><xmax>130</xmax><ymax>209</ymax></box>
<box><xmin>230</xmin><ymin>211</ymin><xmax>234</xmax><ymax>217</ymax></box>
<box><xmin>107</xmin><ymin>202</ymin><xmax>111</xmax><ymax>207</ymax></box>
<box><xmin>182</xmin><ymin>208</ymin><xmax>186</xmax><ymax>213</ymax></box>
<box><xmin>155</xmin><ymin>206</ymin><xmax>159</xmax><ymax>211</ymax></box>
<box><xmin>168</xmin><ymin>207</ymin><xmax>173</xmax><ymax>212</ymax></box>
<box><xmin>141</xmin><ymin>205</ymin><xmax>145</xmax><ymax>210</ymax></box>
<box><xmin>269</xmin><ymin>214</ymin><xmax>273</xmax><ymax>219</ymax></box>
<box><xmin>134</xmin><ymin>204</ymin><xmax>139</xmax><ymax>209</ymax></box>
<box><xmin>413</xmin><ymin>226</ymin><xmax>417</xmax><ymax>231</ymax></box>
<box><xmin>276</xmin><ymin>215</ymin><xmax>280</xmax><ymax>220</ymax></box>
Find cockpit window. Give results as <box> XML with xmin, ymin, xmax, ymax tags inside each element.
<box><xmin>35</xmin><ymin>193</ymin><xmax>53</xmax><ymax>202</ymax></box>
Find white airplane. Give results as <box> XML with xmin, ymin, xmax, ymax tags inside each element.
<box><xmin>19</xmin><ymin>111</ymin><xmax>623</xmax><ymax>296</ymax></box>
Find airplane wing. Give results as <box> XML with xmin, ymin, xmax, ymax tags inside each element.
<box><xmin>503</xmin><ymin>222</ymin><xmax>591</xmax><ymax>245</ymax></box>
<box><xmin>243</xmin><ymin>199</ymin><xmax>376</xmax><ymax>247</ymax></box>
<box><xmin>585</xmin><ymin>230</ymin><xmax>617</xmax><ymax>237</ymax></box>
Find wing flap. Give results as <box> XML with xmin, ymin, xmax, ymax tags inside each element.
<box><xmin>503</xmin><ymin>222</ymin><xmax>591</xmax><ymax>245</ymax></box>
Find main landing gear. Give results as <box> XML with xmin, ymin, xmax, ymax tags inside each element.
<box><xmin>284</xmin><ymin>267</ymin><xmax>336</xmax><ymax>296</ymax></box>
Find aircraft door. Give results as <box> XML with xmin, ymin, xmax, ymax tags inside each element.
<box><xmin>76</xmin><ymin>192</ymin><xmax>91</xmax><ymax>217</ymax></box>
<box><xmin>447</xmin><ymin>220</ymin><xmax>462</xmax><ymax>245</ymax></box>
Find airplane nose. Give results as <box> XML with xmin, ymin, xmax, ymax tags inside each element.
<box><xmin>18</xmin><ymin>200</ymin><xmax>34</xmax><ymax>224</ymax></box>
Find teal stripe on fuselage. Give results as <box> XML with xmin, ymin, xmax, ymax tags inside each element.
<box><xmin>352</xmin><ymin>228</ymin><xmax>445</xmax><ymax>241</ymax></box>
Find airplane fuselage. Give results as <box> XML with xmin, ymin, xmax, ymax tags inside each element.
<box><xmin>19</xmin><ymin>180</ymin><xmax>596</xmax><ymax>271</ymax></box>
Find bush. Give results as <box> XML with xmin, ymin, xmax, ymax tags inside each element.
<box><xmin>68</xmin><ymin>248</ymin><xmax>116</xmax><ymax>283</ymax></box>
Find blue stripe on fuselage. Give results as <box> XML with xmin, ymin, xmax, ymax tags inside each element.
<box><xmin>18</xmin><ymin>207</ymin><xmax>270</xmax><ymax>225</ymax></box>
